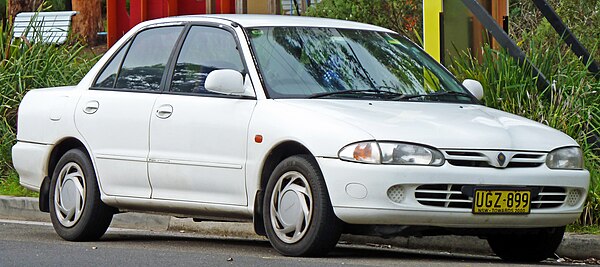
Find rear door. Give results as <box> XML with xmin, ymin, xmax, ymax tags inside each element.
<box><xmin>75</xmin><ymin>25</ymin><xmax>184</xmax><ymax>197</ymax></box>
<box><xmin>147</xmin><ymin>24</ymin><xmax>256</xmax><ymax>205</ymax></box>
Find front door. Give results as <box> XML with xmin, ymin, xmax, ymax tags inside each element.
<box><xmin>148</xmin><ymin>25</ymin><xmax>255</xmax><ymax>205</ymax></box>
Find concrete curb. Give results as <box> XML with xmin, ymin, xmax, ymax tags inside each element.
<box><xmin>0</xmin><ymin>196</ymin><xmax>170</xmax><ymax>231</ymax></box>
<box><xmin>1</xmin><ymin>196</ymin><xmax>598</xmax><ymax>260</ymax></box>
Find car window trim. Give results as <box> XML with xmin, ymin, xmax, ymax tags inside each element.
<box><xmin>160</xmin><ymin>23</ymin><xmax>191</xmax><ymax>93</ymax></box>
<box><xmin>162</xmin><ymin>22</ymin><xmax>256</xmax><ymax>100</ymax></box>
<box><xmin>160</xmin><ymin>90</ymin><xmax>256</xmax><ymax>99</ymax></box>
<box><xmin>87</xmin><ymin>87</ymin><xmax>167</xmax><ymax>94</ymax></box>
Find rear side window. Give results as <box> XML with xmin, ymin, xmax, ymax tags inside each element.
<box><xmin>94</xmin><ymin>26</ymin><xmax>184</xmax><ymax>91</ymax></box>
<box><xmin>94</xmin><ymin>42</ymin><xmax>130</xmax><ymax>88</ymax></box>
<box><xmin>170</xmin><ymin>26</ymin><xmax>244</xmax><ymax>94</ymax></box>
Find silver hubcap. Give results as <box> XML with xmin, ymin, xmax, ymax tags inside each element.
<box><xmin>54</xmin><ymin>162</ymin><xmax>86</xmax><ymax>227</ymax></box>
<box><xmin>270</xmin><ymin>171</ymin><xmax>313</xmax><ymax>244</ymax></box>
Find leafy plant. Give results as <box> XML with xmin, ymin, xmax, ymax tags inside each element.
<box><xmin>0</xmin><ymin>12</ymin><xmax>98</xmax><ymax>196</ymax></box>
<box><xmin>509</xmin><ymin>0</ymin><xmax>600</xmax><ymax>61</ymax></box>
<box><xmin>305</xmin><ymin>0</ymin><xmax>422</xmax><ymax>42</ymax></box>
<box><xmin>1</xmin><ymin>0</ymin><xmax>68</xmax><ymax>23</ymax></box>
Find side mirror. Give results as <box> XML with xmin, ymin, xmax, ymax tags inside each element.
<box><xmin>205</xmin><ymin>69</ymin><xmax>253</xmax><ymax>96</ymax></box>
<box><xmin>462</xmin><ymin>79</ymin><xmax>484</xmax><ymax>100</ymax></box>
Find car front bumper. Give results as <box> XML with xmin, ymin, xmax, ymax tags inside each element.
<box><xmin>317</xmin><ymin>157</ymin><xmax>590</xmax><ymax>228</ymax></box>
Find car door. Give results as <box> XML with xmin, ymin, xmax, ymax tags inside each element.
<box><xmin>75</xmin><ymin>25</ymin><xmax>184</xmax><ymax>198</ymax></box>
<box><xmin>148</xmin><ymin>25</ymin><xmax>256</xmax><ymax>205</ymax></box>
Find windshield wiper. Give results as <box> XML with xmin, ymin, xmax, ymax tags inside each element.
<box><xmin>395</xmin><ymin>91</ymin><xmax>473</xmax><ymax>100</ymax></box>
<box><xmin>309</xmin><ymin>89</ymin><xmax>403</xmax><ymax>99</ymax></box>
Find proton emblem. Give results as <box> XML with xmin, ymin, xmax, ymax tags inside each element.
<box><xmin>497</xmin><ymin>152</ymin><xmax>507</xmax><ymax>166</ymax></box>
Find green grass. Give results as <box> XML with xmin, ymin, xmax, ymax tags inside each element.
<box><xmin>566</xmin><ymin>224</ymin><xmax>600</xmax><ymax>234</ymax></box>
<box><xmin>0</xmin><ymin>170</ymin><xmax>37</xmax><ymax>197</ymax></box>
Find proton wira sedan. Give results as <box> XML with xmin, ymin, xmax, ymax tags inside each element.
<box><xmin>12</xmin><ymin>15</ymin><xmax>589</xmax><ymax>262</ymax></box>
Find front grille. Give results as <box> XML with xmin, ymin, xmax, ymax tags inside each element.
<box><xmin>443</xmin><ymin>150</ymin><xmax>545</xmax><ymax>168</ymax></box>
<box><xmin>414</xmin><ymin>184</ymin><xmax>566</xmax><ymax>209</ymax></box>
<box><xmin>532</xmin><ymin>186</ymin><xmax>567</xmax><ymax>209</ymax></box>
<box><xmin>414</xmin><ymin>184</ymin><xmax>471</xmax><ymax>208</ymax></box>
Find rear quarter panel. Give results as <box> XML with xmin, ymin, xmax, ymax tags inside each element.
<box><xmin>16</xmin><ymin>86</ymin><xmax>82</xmax><ymax>144</ymax></box>
<box><xmin>13</xmin><ymin>86</ymin><xmax>85</xmax><ymax>190</ymax></box>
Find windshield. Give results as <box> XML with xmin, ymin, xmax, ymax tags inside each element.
<box><xmin>247</xmin><ymin>27</ymin><xmax>475</xmax><ymax>103</ymax></box>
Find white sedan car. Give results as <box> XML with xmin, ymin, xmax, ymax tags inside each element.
<box><xmin>13</xmin><ymin>15</ymin><xmax>589</xmax><ymax>262</ymax></box>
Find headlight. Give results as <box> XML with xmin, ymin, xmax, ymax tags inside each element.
<box><xmin>339</xmin><ymin>142</ymin><xmax>444</xmax><ymax>166</ymax></box>
<box><xmin>380</xmin><ymin>143</ymin><xmax>445</xmax><ymax>165</ymax></box>
<box><xmin>546</xmin><ymin>147</ymin><xmax>583</xmax><ymax>169</ymax></box>
<box><xmin>339</xmin><ymin>142</ymin><xmax>381</xmax><ymax>164</ymax></box>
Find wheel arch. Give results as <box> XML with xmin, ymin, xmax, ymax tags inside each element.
<box><xmin>39</xmin><ymin>137</ymin><xmax>90</xmax><ymax>212</ymax></box>
<box><xmin>253</xmin><ymin>140</ymin><xmax>314</xmax><ymax>235</ymax></box>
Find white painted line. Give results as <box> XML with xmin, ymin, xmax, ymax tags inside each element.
<box><xmin>0</xmin><ymin>219</ymin><xmax>52</xmax><ymax>226</ymax></box>
<box><xmin>0</xmin><ymin>218</ymin><xmax>146</xmax><ymax>232</ymax></box>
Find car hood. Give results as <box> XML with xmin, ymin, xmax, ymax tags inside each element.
<box><xmin>277</xmin><ymin>99</ymin><xmax>578</xmax><ymax>151</ymax></box>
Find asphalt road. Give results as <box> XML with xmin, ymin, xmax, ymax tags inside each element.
<box><xmin>0</xmin><ymin>219</ymin><xmax>576</xmax><ymax>267</ymax></box>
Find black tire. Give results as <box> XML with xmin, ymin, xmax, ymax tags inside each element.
<box><xmin>487</xmin><ymin>226</ymin><xmax>565</xmax><ymax>262</ymax></box>
<box><xmin>263</xmin><ymin>155</ymin><xmax>342</xmax><ymax>256</ymax></box>
<box><xmin>49</xmin><ymin>148</ymin><xmax>114</xmax><ymax>241</ymax></box>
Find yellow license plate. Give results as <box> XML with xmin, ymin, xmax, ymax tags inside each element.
<box><xmin>473</xmin><ymin>190</ymin><xmax>531</xmax><ymax>214</ymax></box>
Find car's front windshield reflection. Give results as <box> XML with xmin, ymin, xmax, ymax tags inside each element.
<box><xmin>248</xmin><ymin>27</ymin><xmax>474</xmax><ymax>103</ymax></box>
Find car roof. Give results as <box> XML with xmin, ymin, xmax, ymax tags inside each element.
<box><xmin>148</xmin><ymin>14</ymin><xmax>394</xmax><ymax>33</ymax></box>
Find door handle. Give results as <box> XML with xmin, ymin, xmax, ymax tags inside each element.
<box><xmin>155</xmin><ymin>104</ymin><xmax>173</xmax><ymax>119</ymax></box>
<box><xmin>83</xmin><ymin>100</ymin><xmax>99</xmax><ymax>114</ymax></box>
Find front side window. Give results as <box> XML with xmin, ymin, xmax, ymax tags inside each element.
<box><xmin>248</xmin><ymin>27</ymin><xmax>475</xmax><ymax>103</ymax></box>
<box><xmin>170</xmin><ymin>26</ymin><xmax>244</xmax><ymax>94</ymax></box>
<box><xmin>110</xmin><ymin>26</ymin><xmax>184</xmax><ymax>91</ymax></box>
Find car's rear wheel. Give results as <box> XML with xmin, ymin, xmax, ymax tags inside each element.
<box><xmin>487</xmin><ymin>226</ymin><xmax>565</xmax><ymax>262</ymax></box>
<box><xmin>49</xmin><ymin>148</ymin><xmax>114</xmax><ymax>241</ymax></box>
<box><xmin>263</xmin><ymin>155</ymin><xmax>342</xmax><ymax>256</ymax></box>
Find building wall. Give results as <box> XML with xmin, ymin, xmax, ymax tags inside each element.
<box><xmin>423</xmin><ymin>0</ymin><xmax>509</xmax><ymax>64</ymax></box>
<box><xmin>443</xmin><ymin>1</ymin><xmax>471</xmax><ymax>63</ymax></box>
<box><xmin>247</xmin><ymin>0</ymin><xmax>270</xmax><ymax>14</ymax></box>
<box><xmin>108</xmin><ymin>0</ymin><xmax>320</xmax><ymax>46</ymax></box>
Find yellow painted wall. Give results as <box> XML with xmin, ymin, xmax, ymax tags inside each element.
<box><xmin>423</xmin><ymin>0</ymin><xmax>443</xmax><ymax>62</ymax></box>
<box><xmin>247</xmin><ymin>0</ymin><xmax>270</xmax><ymax>14</ymax></box>
<box><xmin>443</xmin><ymin>1</ymin><xmax>470</xmax><ymax>61</ymax></box>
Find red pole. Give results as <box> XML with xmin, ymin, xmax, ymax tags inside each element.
<box><xmin>107</xmin><ymin>0</ymin><xmax>118</xmax><ymax>47</ymax></box>
<box><xmin>221</xmin><ymin>0</ymin><xmax>236</xmax><ymax>13</ymax></box>
<box><xmin>168</xmin><ymin>0</ymin><xmax>178</xmax><ymax>16</ymax></box>
<box><xmin>220</xmin><ymin>0</ymin><xmax>229</xmax><ymax>13</ymax></box>
<box><xmin>140</xmin><ymin>0</ymin><xmax>148</xmax><ymax>21</ymax></box>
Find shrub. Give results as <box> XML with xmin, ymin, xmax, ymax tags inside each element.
<box><xmin>0</xmin><ymin>14</ymin><xmax>98</xmax><ymax>195</ymax></box>
<box><xmin>305</xmin><ymin>0</ymin><xmax>422</xmax><ymax>41</ymax></box>
<box><xmin>509</xmin><ymin>0</ymin><xmax>600</xmax><ymax>61</ymax></box>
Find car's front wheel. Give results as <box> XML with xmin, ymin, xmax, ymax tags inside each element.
<box><xmin>487</xmin><ymin>226</ymin><xmax>565</xmax><ymax>262</ymax></box>
<box><xmin>49</xmin><ymin>148</ymin><xmax>114</xmax><ymax>241</ymax></box>
<box><xmin>263</xmin><ymin>155</ymin><xmax>342</xmax><ymax>256</ymax></box>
